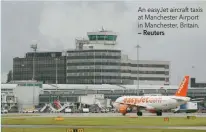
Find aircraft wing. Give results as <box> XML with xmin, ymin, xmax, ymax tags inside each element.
<box><xmin>172</xmin><ymin>97</ymin><xmax>204</xmax><ymax>102</ymax></box>
<box><xmin>134</xmin><ymin>103</ymin><xmax>148</xmax><ymax>108</ymax></box>
<box><xmin>191</xmin><ymin>98</ymin><xmax>204</xmax><ymax>102</ymax></box>
<box><xmin>171</xmin><ymin>98</ymin><xmax>185</xmax><ymax>102</ymax></box>
<box><xmin>190</xmin><ymin>101</ymin><xmax>203</xmax><ymax>103</ymax></box>
<box><xmin>119</xmin><ymin>102</ymin><xmax>148</xmax><ymax>109</ymax></box>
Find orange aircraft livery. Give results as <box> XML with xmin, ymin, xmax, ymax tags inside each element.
<box><xmin>123</xmin><ymin>97</ymin><xmax>162</xmax><ymax>104</ymax></box>
<box><xmin>113</xmin><ymin>75</ymin><xmax>191</xmax><ymax>116</ymax></box>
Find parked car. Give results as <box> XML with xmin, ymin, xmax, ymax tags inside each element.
<box><xmin>1</xmin><ymin>109</ymin><xmax>8</xmax><ymax>114</ymax></box>
<box><xmin>64</xmin><ymin>108</ymin><xmax>72</xmax><ymax>113</ymax></box>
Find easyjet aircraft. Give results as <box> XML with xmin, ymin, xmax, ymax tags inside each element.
<box><xmin>113</xmin><ymin>76</ymin><xmax>191</xmax><ymax>116</ymax></box>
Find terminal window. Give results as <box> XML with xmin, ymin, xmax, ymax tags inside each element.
<box><xmin>88</xmin><ymin>35</ymin><xmax>117</xmax><ymax>41</ymax></box>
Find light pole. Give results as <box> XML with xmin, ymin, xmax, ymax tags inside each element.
<box><xmin>21</xmin><ymin>64</ymin><xmax>25</xmax><ymax>80</ymax></box>
<box><xmin>94</xmin><ymin>50</ymin><xmax>95</xmax><ymax>84</ymax></box>
<box><xmin>11</xmin><ymin>70</ymin><xmax>13</xmax><ymax>81</ymax></box>
<box><xmin>135</xmin><ymin>45</ymin><xmax>141</xmax><ymax>95</ymax></box>
<box><xmin>191</xmin><ymin>66</ymin><xmax>195</xmax><ymax>78</ymax></box>
<box><xmin>101</xmin><ymin>52</ymin><xmax>103</xmax><ymax>84</ymax></box>
<box><xmin>30</xmin><ymin>44</ymin><xmax>37</xmax><ymax>80</ymax></box>
<box><xmin>55</xmin><ymin>58</ymin><xmax>60</xmax><ymax>85</ymax></box>
<box><xmin>30</xmin><ymin>44</ymin><xmax>37</xmax><ymax>107</ymax></box>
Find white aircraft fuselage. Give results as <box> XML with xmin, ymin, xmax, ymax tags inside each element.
<box><xmin>112</xmin><ymin>75</ymin><xmax>191</xmax><ymax>116</ymax></box>
<box><xmin>113</xmin><ymin>95</ymin><xmax>190</xmax><ymax>111</ymax></box>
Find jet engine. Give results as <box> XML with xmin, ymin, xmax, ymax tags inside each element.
<box><xmin>119</xmin><ymin>104</ymin><xmax>132</xmax><ymax>115</ymax></box>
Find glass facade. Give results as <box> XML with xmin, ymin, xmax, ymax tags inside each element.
<box><xmin>13</xmin><ymin>52</ymin><xmax>66</xmax><ymax>84</ymax></box>
<box><xmin>12</xmin><ymin>50</ymin><xmax>170</xmax><ymax>85</ymax></box>
<box><xmin>191</xmin><ymin>78</ymin><xmax>206</xmax><ymax>88</ymax></box>
<box><xmin>121</xmin><ymin>63</ymin><xmax>169</xmax><ymax>68</ymax></box>
<box><xmin>121</xmin><ymin>62</ymin><xmax>170</xmax><ymax>83</ymax></box>
<box><xmin>38</xmin><ymin>88</ymin><xmax>206</xmax><ymax>103</ymax></box>
<box><xmin>66</xmin><ymin>50</ymin><xmax>122</xmax><ymax>84</ymax></box>
<box><xmin>88</xmin><ymin>35</ymin><xmax>117</xmax><ymax>41</ymax></box>
<box><xmin>39</xmin><ymin>94</ymin><xmax>78</xmax><ymax>104</ymax></box>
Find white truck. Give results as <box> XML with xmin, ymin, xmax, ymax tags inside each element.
<box><xmin>64</xmin><ymin>108</ymin><xmax>72</xmax><ymax>113</ymax></box>
<box><xmin>82</xmin><ymin>108</ymin><xmax>89</xmax><ymax>113</ymax></box>
<box><xmin>172</xmin><ymin>102</ymin><xmax>198</xmax><ymax>113</ymax></box>
<box><xmin>22</xmin><ymin>108</ymin><xmax>39</xmax><ymax>113</ymax></box>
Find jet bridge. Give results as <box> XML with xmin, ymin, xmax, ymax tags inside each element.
<box><xmin>40</xmin><ymin>104</ymin><xmax>49</xmax><ymax>113</ymax></box>
<box><xmin>78</xmin><ymin>94</ymin><xmax>112</xmax><ymax>112</ymax></box>
<box><xmin>48</xmin><ymin>102</ymin><xmax>74</xmax><ymax>113</ymax></box>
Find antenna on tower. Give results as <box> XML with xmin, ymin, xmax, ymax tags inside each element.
<box><xmin>101</xmin><ymin>26</ymin><xmax>104</xmax><ymax>31</ymax></box>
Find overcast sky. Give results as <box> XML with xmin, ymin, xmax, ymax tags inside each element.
<box><xmin>1</xmin><ymin>1</ymin><xmax>206</xmax><ymax>85</ymax></box>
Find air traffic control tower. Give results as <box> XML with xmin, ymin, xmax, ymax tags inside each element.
<box><xmin>67</xmin><ymin>28</ymin><xmax>122</xmax><ymax>84</ymax></box>
<box><xmin>75</xmin><ymin>28</ymin><xmax>118</xmax><ymax>50</ymax></box>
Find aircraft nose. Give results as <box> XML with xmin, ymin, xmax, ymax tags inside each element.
<box><xmin>112</xmin><ymin>102</ymin><xmax>117</xmax><ymax>108</ymax></box>
<box><xmin>112</xmin><ymin>97</ymin><xmax>122</xmax><ymax>108</ymax></box>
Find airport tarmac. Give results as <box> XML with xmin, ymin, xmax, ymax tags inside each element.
<box><xmin>2</xmin><ymin>113</ymin><xmax>206</xmax><ymax>130</ymax></box>
<box><xmin>2</xmin><ymin>125</ymin><xmax>206</xmax><ymax>130</ymax></box>
<box><xmin>2</xmin><ymin>112</ymin><xmax>206</xmax><ymax>118</ymax></box>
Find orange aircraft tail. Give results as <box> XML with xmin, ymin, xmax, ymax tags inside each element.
<box><xmin>54</xmin><ymin>100</ymin><xmax>61</xmax><ymax>109</ymax></box>
<box><xmin>175</xmin><ymin>76</ymin><xmax>189</xmax><ymax>97</ymax></box>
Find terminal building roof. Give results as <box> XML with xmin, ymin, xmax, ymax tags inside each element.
<box><xmin>1</xmin><ymin>84</ymin><xmax>205</xmax><ymax>90</ymax></box>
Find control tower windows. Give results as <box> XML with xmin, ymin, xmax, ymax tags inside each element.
<box><xmin>88</xmin><ymin>35</ymin><xmax>117</xmax><ymax>41</ymax></box>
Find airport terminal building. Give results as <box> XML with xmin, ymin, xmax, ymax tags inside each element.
<box><xmin>3</xmin><ymin>29</ymin><xmax>205</xmax><ymax>112</ymax></box>
<box><xmin>1</xmin><ymin>80</ymin><xmax>206</xmax><ymax>112</ymax></box>
<box><xmin>11</xmin><ymin>29</ymin><xmax>170</xmax><ymax>85</ymax></box>
<box><xmin>13</xmin><ymin>52</ymin><xmax>67</xmax><ymax>84</ymax></box>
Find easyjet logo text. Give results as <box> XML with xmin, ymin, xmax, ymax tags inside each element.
<box><xmin>123</xmin><ymin>97</ymin><xmax>162</xmax><ymax>104</ymax></box>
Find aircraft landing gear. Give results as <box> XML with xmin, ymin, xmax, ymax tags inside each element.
<box><xmin>137</xmin><ymin>111</ymin><xmax>143</xmax><ymax>116</ymax></box>
<box><xmin>156</xmin><ymin>111</ymin><xmax>162</xmax><ymax>116</ymax></box>
<box><xmin>122</xmin><ymin>113</ymin><xmax>126</xmax><ymax>116</ymax></box>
